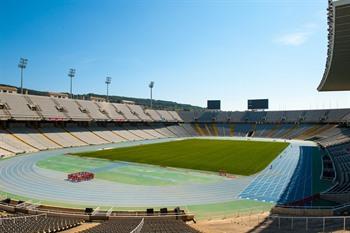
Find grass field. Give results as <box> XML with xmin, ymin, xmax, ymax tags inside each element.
<box><xmin>75</xmin><ymin>139</ymin><xmax>289</xmax><ymax>175</ymax></box>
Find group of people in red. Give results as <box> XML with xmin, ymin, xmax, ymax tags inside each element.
<box><xmin>67</xmin><ymin>171</ymin><xmax>94</xmax><ymax>182</ymax></box>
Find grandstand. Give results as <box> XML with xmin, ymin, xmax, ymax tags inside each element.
<box><xmin>1</xmin><ymin>0</ymin><xmax>350</xmax><ymax>232</ymax></box>
<box><xmin>0</xmin><ymin>213</ymin><xmax>84</xmax><ymax>233</ymax></box>
<box><xmin>1</xmin><ymin>88</ymin><xmax>350</xmax><ymax>231</ymax></box>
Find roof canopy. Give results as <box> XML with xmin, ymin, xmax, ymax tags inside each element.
<box><xmin>318</xmin><ymin>0</ymin><xmax>350</xmax><ymax>91</ymax></box>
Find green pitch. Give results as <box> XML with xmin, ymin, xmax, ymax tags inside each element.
<box><xmin>75</xmin><ymin>139</ymin><xmax>289</xmax><ymax>175</ymax></box>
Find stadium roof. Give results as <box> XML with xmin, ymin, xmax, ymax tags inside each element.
<box><xmin>318</xmin><ymin>0</ymin><xmax>350</xmax><ymax>91</ymax></box>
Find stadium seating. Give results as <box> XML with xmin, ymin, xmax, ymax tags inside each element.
<box><xmin>80</xmin><ymin>217</ymin><xmax>199</xmax><ymax>233</ymax></box>
<box><xmin>145</xmin><ymin>109</ymin><xmax>163</xmax><ymax>121</ymax></box>
<box><xmin>227</xmin><ymin>111</ymin><xmax>246</xmax><ymax>122</ymax></box>
<box><xmin>140</xmin><ymin>125</ymin><xmax>167</xmax><ymax>138</ymax></box>
<box><xmin>54</xmin><ymin>98</ymin><xmax>91</xmax><ymax>121</ymax></box>
<box><xmin>216</xmin><ymin>112</ymin><xmax>229</xmax><ymax>122</ymax></box>
<box><xmin>177</xmin><ymin>111</ymin><xmax>196</xmax><ymax>122</ymax></box>
<box><xmin>0</xmin><ymin>129</ymin><xmax>37</xmax><ymax>153</ymax></box>
<box><xmin>207</xmin><ymin>123</ymin><xmax>219</xmax><ymax>136</ymax></box>
<box><xmin>197</xmin><ymin>111</ymin><xmax>218</xmax><ymax>123</ymax></box>
<box><xmin>75</xmin><ymin>99</ymin><xmax>110</xmax><ymax>121</ymax></box>
<box><xmin>110</xmin><ymin>126</ymin><xmax>143</xmax><ymax>141</ymax></box>
<box><xmin>127</xmin><ymin>104</ymin><xmax>153</xmax><ymax>122</ymax></box>
<box><xmin>232</xmin><ymin>124</ymin><xmax>252</xmax><ymax>137</ymax></box>
<box><xmin>265</xmin><ymin>111</ymin><xmax>283</xmax><ymax>123</ymax></box>
<box><xmin>168</xmin><ymin>111</ymin><xmax>183</xmax><ymax>122</ymax></box>
<box><xmin>80</xmin><ymin>218</ymin><xmax>141</xmax><ymax>233</ymax></box>
<box><xmin>65</xmin><ymin>126</ymin><xmax>109</xmax><ymax>145</ymax></box>
<box><xmin>39</xmin><ymin>127</ymin><xmax>87</xmax><ymax>147</ymax></box>
<box><xmin>126</xmin><ymin>125</ymin><xmax>157</xmax><ymax>139</ymax></box>
<box><xmin>152</xmin><ymin>124</ymin><xmax>177</xmax><ymax>137</ymax></box>
<box><xmin>270</xmin><ymin>124</ymin><xmax>294</xmax><ymax>138</ymax></box>
<box><xmin>0</xmin><ymin>214</ymin><xmax>83</xmax><ymax>233</ymax></box>
<box><xmin>89</xmin><ymin>126</ymin><xmax>127</xmax><ymax>143</ymax></box>
<box><xmin>326</xmin><ymin>109</ymin><xmax>350</xmax><ymax>123</ymax></box>
<box><xmin>304</xmin><ymin>110</ymin><xmax>328</xmax><ymax>123</ymax></box>
<box><xmin>324</xmin><ymin>142</ymin><xmax>350</xmax><ymax>194</ymax></box>
<box><xmin>29</xmin><ymin>95</ymin><xmax>69</xmax><ymax>121</ymax></box>
<box><xmin>9</xmin><ymin>127</ymin><xmax>61</xmax><ymax>150</ymax></box>
<box><xmin>113</xmin><ymin>103</ymin><xmax>140</xmax><ymax>121</ymax></box>
<box><xmin>96</xmin><ymin>102</ymin><xmax>125</xmax><ymax>122</ymax></box>
<box><xmin>244</xmin><ymin>111</ymin><xmax>267</xmax><ymax>122</ymax></box>
<box><xmin>167</xmin><ymin>124</ymin><xmax>192</xmax><ymax>137</ymax></box>
<box><xmin>254</xmin><ymin>124</ymin><xmax>275</xmax><ymax>137</ymax></box>
<box><xmin>181</xmin><ymin>124</ymin><xmax>198</xmax><ymax>136</ymax></box>
<box><xmin>0</xmin><ymin>93</ymin><xmax>41</xmax><ymax>121</ymax></box>
<box><xmin>0</xmin><ymin>148</ymin><xmax>14</xmax><ymax>158</ymax></box>
<box><xmin>157</xmin><ymin>110</ymin><xmax>177</xmax><ymax>122</ymax></box>
<box><xmin>196</xmin><ymin>123</ymin><xmax>211</xmax><ymax>136</ymax></box>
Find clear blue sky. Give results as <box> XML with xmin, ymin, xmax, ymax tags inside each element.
<box><xmin>0</xmin><ymin>0</ymin><xmax>349</xmax><ymax>110</ymax></box>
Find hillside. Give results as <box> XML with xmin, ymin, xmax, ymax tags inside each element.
<box><xmin>0</xmin><ymin>84</ymin><xmax>202</xmax><ymax>111</ymax></box>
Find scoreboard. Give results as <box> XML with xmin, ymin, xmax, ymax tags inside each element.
<box><xmin>248</xmin><ymin>99</ymin><xmax>269</xmax><ymax>110</ymax></box>
<box><xmin>207</xmin><ymin>100</ymin><xmax>221</xmax><ymax>110</ymax></box>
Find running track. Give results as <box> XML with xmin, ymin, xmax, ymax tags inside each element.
<box><xmin>0</xmin><ymin>138</ymin><xmax>252</xmax><ymax>207</ymax></box>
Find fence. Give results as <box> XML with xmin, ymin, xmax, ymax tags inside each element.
<box><xmin>228</xmin><ymin>214</ymin><xmax>350</xmax><ymax>232</ymax></box>
<box><xmin>264</xmin><ymin>215</ymin><xmax>350</xmax><ymax>232</ymax></box>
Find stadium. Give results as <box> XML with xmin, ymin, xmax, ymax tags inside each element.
<box><xmin>0</xmin><ymin>0</ymin><xmax>350</xmax><ymax>232</ymax></box>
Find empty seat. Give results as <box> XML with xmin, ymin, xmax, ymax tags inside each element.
<box><xmin>127</xmin><ymin>105</ymin><xmax>153</xmax><ymax>121</ymax></box>
<box><xmin>54</xmin><ymin>98</ymin><xmax>90</xmax><ymax>121</ymax></box>
<box><xmin>29</xmin><ymin>95</ymin><xmax>68</xmax><ymax>121</ymax></box>
<box><xmin>0</xmin><ymin>93</ymin><xmax>41</xmax><ymax>120</ymax></box>
<box><xmin>113</xmin><ymin>103</ymin><xmax>140</xmax><ymax>121</ymax></box>
<box><xmin>76</xmin><ymin>99</ymin><xmax>109</xmax><ymax>121</ymax></box>
<box><xmin>96</xmin><ymin>102</ymin><xmax>125</xmax><ymax>121</ymax></box>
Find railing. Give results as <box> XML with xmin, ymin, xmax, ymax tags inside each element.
<box><xmin>130</xmin><ymin>218</ymin><xmax>144</xmax><ymax>233</ymax></box>
<box><xmin>0</xmin><ymin>213</ymin><xmax>47</xmax><ymax>225</ymax></box>
<box><xmin>275</xmin><ymin>202</ymin><xmax>350</xmax><ymax>211</ymax></box>
<box><xmin>265</xmin><ymin>215</ymin><xmax>350</xmax><ymax>232</ymax></box>
<box><xmin>109</xmin><ymin>213</ymin><xmax>191</xmax><ymax>218</ymax></box>
<box><xmin>215</xmin><ymin>212</ymin><xmax>350</xmax><ymax>232</ymax></box>
<box><xmin>194</xmin><ymin>206</ymin><xmax>272</xmax><ymax>221</ymax></box>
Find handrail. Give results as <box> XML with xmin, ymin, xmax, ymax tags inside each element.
<box><xmin>130</xmin><ymin>218</ymin><xmax>144</xmax><ymax>233</ymax></box>
<box><xmin>106</xmin><ymin>207</ymin><xmax>113</xmax><ymax>216</ymax></box>
<box><xmin>0</xmin><ymin>213</ymin><xmax>47</xmax><ymax>221</ymax></box>
<box><xmin>109</xmin><ymin>213</ymin><xmax>191</xmax><ymax>218</ymax></box>
<box><xmin>92</xmin><ymin>207</ymin><xmax>100</xmax><ymax>216</ymax></box>
<box><xmin>270</xmin><ymin>214</ymin><xmax>350</xmax><ymax>220</ymax></box>
<box><xmin>275</xmin><ymin>202</ymin><xmax>350</xmax><ymax>210</ymax></box>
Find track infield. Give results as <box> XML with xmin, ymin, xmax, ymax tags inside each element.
<box><xmin>74</xmin><ymin>139</ymin><xmax>289</xmax><ymax>175</ymax></box>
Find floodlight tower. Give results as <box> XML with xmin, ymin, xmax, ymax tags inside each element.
<box><xmin>105</xmin><ymin>77</ymin><xmax>112</xmax><ymax>102</ymax></box>
<box><xmin>68</xmin><ymin>68</ymin><xmax>76</xmax><ymax>98</ymax></box>
<box><xmin>149</xmin><ymin>81</ymin><xmax>154</xmax><ymax>108</ymax></box>
<box><xmin>18</xmin><ymin>58</ymin><xmax>28</xmax><ymax>94</ymax></box>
